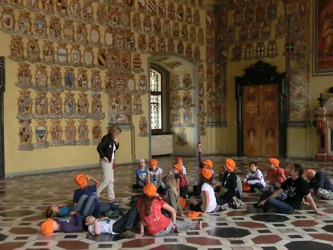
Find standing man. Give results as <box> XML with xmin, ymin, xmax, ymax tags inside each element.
<box><xmin>97</xmin><ymin>125</ymin><xmax>122</xmax><ymax>203</ymax></box>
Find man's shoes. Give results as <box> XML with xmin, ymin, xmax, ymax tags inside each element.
<box><xmin>109</xmin><ymin>198</ymin><xmax>122</xmax><ymax>203</ymax></box>
<box><xmin>106</xmin><ymin>210</ymin><xmax>120</xmax><ymax>218</ymax></box>
<box><xmin>120</xmin><ymin>230</ymin><xmax>136</xmax><ymax>238</ymax></box>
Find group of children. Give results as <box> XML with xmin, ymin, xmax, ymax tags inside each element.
<box><xmin>40</xmin><ymin>142</ymin><xmax>332</xmax><ymax>237</ymax></box>
<box><xmin>40</xmin><ymin>173</ymin><xmax>136</xmax><ymax>238</ymax></box>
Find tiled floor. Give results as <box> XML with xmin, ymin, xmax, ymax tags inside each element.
<box><xmin>1</xmin><ymin>156</ymin><xmax>333</xmax><ymax>250</ymax></box>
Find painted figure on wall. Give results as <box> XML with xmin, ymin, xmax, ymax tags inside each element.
<box><xmin>320</xmin><ymin>1</ymin><xmax>333</xmax><ymax>57</ymax></box>
<box><xmin>139</xmin><ymin>116</ymin><xmax>148</xmax><ymax>136</ymax></box>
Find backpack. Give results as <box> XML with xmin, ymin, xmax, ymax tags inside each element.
<box><xmin>179</xmin><ymin>174</ymin><xmax>186</xmax><ymax>188</ymax></box>
<box><xmin>236</xmin><ymin>175</ymin><xmax>243</xmax><ymax>196</ymax></box>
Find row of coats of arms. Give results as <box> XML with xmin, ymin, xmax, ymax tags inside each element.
<box><xmin>15</xmin><ymin>62</ymin><xmax>148</xmax><ymax>94</ymax></box>
<box><xmin>16</xmin><ymin>90</ymin><xmax>143</xmax><ymax>119</ymax></box>
<box><xmin>18</xmin><ymin>119</ymin><xmax>103</xmax><ymax>149</ymax></box>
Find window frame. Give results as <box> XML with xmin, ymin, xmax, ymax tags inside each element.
<box><xmin>150</xmin><ymin>68</ymin><xmax>163</xmax><ymax>134</ymax></box>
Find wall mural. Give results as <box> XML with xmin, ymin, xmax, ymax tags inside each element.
<box><xmin>214</xmin><ymin>0</ymin><xmax>311</xmax><ymax>126</ymax></box>
<box><xmin>1</xmin><ymin>0</ymin><xmax>208</xmax><ymax>149</ymax></box>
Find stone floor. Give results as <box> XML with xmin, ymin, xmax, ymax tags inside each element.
<box><xmin>1</xmin><ymin>155</ymin><xmax>333</xmax><ymax>250</ymax></box>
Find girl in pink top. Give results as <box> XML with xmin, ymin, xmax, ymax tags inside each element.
<box><xmin>136</xmin><ymin>184</ymin><xmax>197</xmax><ymax>237</ymax></box>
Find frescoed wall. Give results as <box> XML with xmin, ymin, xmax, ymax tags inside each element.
<box><xmin>1</xmin><ymin>0</ymin><xmax>333</xmax><ymax>175</ymax></box>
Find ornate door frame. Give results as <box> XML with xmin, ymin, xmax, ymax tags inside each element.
<box><xmin>0</xmin><ymin>57</ymin><xmax>5</xmax><ymax>179</ymax></box>
<box><xmin>235</xmin><ymin>61</ymin><xmax>287</xmax><ymax>157</ymax></box>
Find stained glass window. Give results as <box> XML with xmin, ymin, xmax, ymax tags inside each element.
<box><xmin>150</xmin><ymin>69</ymin><xmax>162</xmax><ymax>130</ymax></box>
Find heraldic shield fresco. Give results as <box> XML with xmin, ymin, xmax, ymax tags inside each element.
<box><xmin>3</xmin><ymin>0</ymin><xmax>216</xmax><ymax>149</ymax></box>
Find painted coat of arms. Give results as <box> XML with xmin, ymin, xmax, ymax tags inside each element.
<box><xmin>17</xmin><ymin>62</ymin><xmax>32</xmax><ymax>88</ymax></box>
<box><xmin>50</xmin><ymin>119</ymin><xmax>64</xmax><ymax>146</ymax></box>
<box><xmin>18</xmin><ymin>119</ymin><xmax>34</xmax><ymax>150</ymax></box>
<box><xmin>91</xmin><ymin>120</ymin><xmax>102</xmax><ymax>144</ymax></box>
<box><xmin>77</xmin><ymin>119</ymin><xmax>90</xmax><ymax>145</ymax></box>
<box><xmin>34</xmin><ymin>92</ymin><xmax>48</xmax><ymax>118</ymax></box>
<box><xmin>50</xmin><ymin>93</ymin><xmax>63</xmax><ymax>118</ymax></box>
<box><xmin>64</xmin><ymin>119</ymin><xmax>76</xmax><ymax>145</ymax></box>
<box><xmin>17</xmin><ymin>90</ymin><xmax>34</xmax><ymax>119</ymax></box>
<box><xmin>27</xmin><ymin>37</ymin><xmax>40</xmax><ymax>62</ymax></box>
<box><xmin>42</xmin><ymin>40</ymin><xmax>55</xmax><ymax>63</ymax></box>
<box><xmin>35</xmin><ymin>119</ymin><xmax>49</xmax><ymax>148</ymax></box>
<box><xmin>64</xmin><ymin>92</ymin><xmax>76</xmax><ymax>118</ymax></box>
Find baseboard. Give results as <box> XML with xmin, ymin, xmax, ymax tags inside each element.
<box><xmin>5</xmin><ymin>164</ymin><xmax>99</xmax><ymax>178</ymax></box>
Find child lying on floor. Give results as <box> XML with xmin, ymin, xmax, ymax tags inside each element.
<box><xmin>45</xmin><ymin>193</ymin><xmax>127</xmax><ymax>219</ymax></box>
<box><xmin>40</xmin><ymin>212</ymin><xmax>82</xmax><ymax>235</ymax></box>
<box><xmin>85</xmin><ymin>207</ymin><xmax>139</xmax><ymax>238</ymax></box>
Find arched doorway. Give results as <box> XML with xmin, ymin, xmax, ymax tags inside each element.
<box><xmin>149</xmin><ymin>56</ymin><xmax>198</xmax><ymax>156</ymax></box>
<box><xmin>236</xmin><ymin>61</ymin><xmax>287</xmax><ymax>157</ymax></box>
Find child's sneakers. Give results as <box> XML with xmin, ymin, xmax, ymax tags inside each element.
<box><xmin>221</xmin><ymin>203</ymin><xmax>229</xmax><ymax>210</ymax></box>
<box><xmin>176</xmin><ymin>224</ymin><xmax>191</xmax><ymax>233</ymax></box>
<box><xmin>191</xmin><ymin>220</ymin><xmax>202</xmax><ymax>230</ymax></box>
<box><xmin>213</xmin><ymin>204</ymin><xmax>221</xmax><ymax>212</ymax></box>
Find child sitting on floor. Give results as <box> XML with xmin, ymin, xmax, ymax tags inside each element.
<box><xmin>147</xmin><ymin>159</ymin><xmax>165</xmax><ymax>194</ymax></box>
<box><xmin>40</xmin><ymin>212</ymin><xmax>83</xmax><ymax>235</ymax></box>
<box><xmin>191</xmin><ymin>142</ymin><xmax>214</xmax><ymax>197</ymax></box>
<box><xmin>243</xmin><ymin>161</ymin><xmax>266</xmax><ymax>193</ymax></box>
<box><xmin>134</xmin><ymin>159</ymin><xmax>148</xmax><ymax>189</ymax></box>
<box><xmin>189</xmin><ymin>168</ymin><xmax>217</xmax><ymax>214</ymax></box>
<box><xmin>165</xmin><ymin>177</ymin><xmax>185</xmax><ymax>217</ymax></box>
<box><xmin>172</xmin><ymin>163</ymin><xmax>189</xmax><ymax>197</ymax></box>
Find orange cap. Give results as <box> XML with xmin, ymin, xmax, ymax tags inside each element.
<box><xmin>225</xmin><ymin>158</ymin><xmax>236</xmax><ymax>172</ymax></box>
<box><xmin>306</xmin><ymin>168</ymin><xmax>315</xmax><ymax>180</ymax></box>
<box><xmin>188</xmin><ymin>211</ymin><xmax>200</xmax><ymax>217</ymax></box>
<box><xmin>201</xmin><ymin>168</ymin><xmax>212</xmax><ymax>179</ymax></box>
<box><xmin>173</xmin><ymin>163</ymin><xmax>182</xmax><ymax>172</ymax></box>
<box><xmin>203</xmin><ymin>159</ymin><xmax>213</xmax><ymax>168</ymax></box>
<box><xmin>269</xmin><ymin>158</ymin><xmax>279</xmax><ymax>167</ymax></box>
<box><xmin>143</xmin><ymin>183</ymin><xmax>157</xmax><ymax>197</ymax></box>
<box><xmin>149</xmin><ymin>159</ymin><xmax>158</xmax><ymax>166</ymax></box>
<box><xmin>75</xmin><ymin>174</ymin><xmax>88</xmax><ymax>188</ymax></box>
<box><xmin>40</xmin><ymin>218</ymin><xmax>54</xmax><ymax>235</ymax></box>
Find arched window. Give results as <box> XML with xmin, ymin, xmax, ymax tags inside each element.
<box><xmin>150</xmin><ymin>69</ymin><xmax>162</xmax><ymax>133</ymax></box>
<box><xmin>149</xmin><ymin>65</ymin><xmax>170</xmax><ymax>135</ymax></box>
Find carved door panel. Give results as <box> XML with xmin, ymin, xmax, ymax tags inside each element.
<box><xmin>242</xmin><ymin>84</ymin><xmax>279</xmax><ymax>157</ymax></box>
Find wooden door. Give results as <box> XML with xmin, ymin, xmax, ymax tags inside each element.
<box><xmin>236</xmin><ymin>61</ymin><xmax>287</xmax><ymax>157</ymax></box>
<box><xmin>242</xmin><ymin>84</ymin><xmax>279</xmax><ymax>157</ymax></box>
